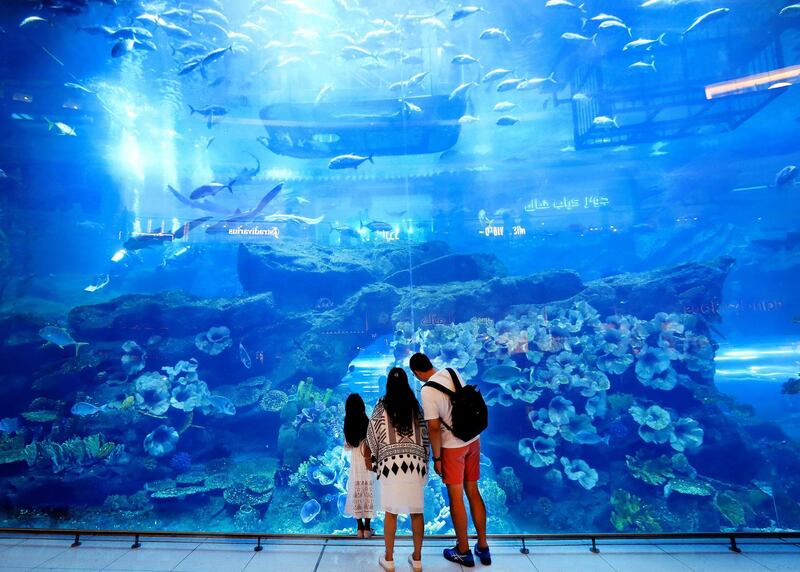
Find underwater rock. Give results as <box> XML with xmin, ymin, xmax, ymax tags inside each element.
<box><xmin>68</xmin><ymin>291</ymin><xmax>276</xmax><ymax>341</ymax></box>
<box><xmin>238</xmin><ymin>241</ymin><xmax>452</xmax><ymax>304</ymax></box>
<box><xmin>392</xmin><ymin>270</ymin><xmax>584</xmax><ymax>323</ymax></box>
<box><xmin>384</xmin><ymin>252</ymin><xmax>507</xmax><ymax>287</ymax></box>
<box><xmin>574</xmin><ymin>257</ymin><xmax>735</xmax><ymax>321</ymax></box>
<box><xmin>238</xmin><ymin>242</ymin><xmax>376</xmax><ymax>305</ymax></box>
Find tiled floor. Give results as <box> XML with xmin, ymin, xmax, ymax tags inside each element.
<box><xmin>0</xmin><ymin>535</ymin><xmax>798</xmax><ymax>572</ymax></box>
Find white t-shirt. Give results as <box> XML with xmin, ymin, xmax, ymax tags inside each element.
<box><xmin>420</xmin><ymin>368</ymin><xmax>480</xmax><ymax>449</ymax></box>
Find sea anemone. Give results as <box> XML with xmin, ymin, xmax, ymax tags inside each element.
<box><xmin>143</xmin><ymin>425</ymin><xmax>179</xmax><ymax>457</ymax></box>
<box><xmin>134</xmin><ymin>372</ymin><xmax>171</xmax><ymax>415</ymax></box>
<box><xmin>162</xmin><ymin>359</ymin><xmax>199</xmax><ymax>385</ymax></box>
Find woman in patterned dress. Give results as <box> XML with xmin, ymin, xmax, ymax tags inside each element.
<box><xmin>343</xmin><ymin>393</ymin><xmax>377</xmax><ymax>537</ymax></box>
<box><xmin>366</xmin><ymin>368</ymin><xmax>429</xmax><ymax>572</ymax></box>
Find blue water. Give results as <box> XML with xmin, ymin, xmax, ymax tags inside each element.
<box><xmin>0</xmin><ymin>0</ymin><xmax>799</xmax><ymax>535</ymax></box>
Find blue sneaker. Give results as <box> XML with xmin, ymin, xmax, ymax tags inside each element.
<box><xmin>443</xmin><ymin>546</ymin><xmax>475</xmax><ymax>567</ymax></box>
<box><xmin>474</xmin><ymin>544</ymin><xmax>492</xmax><ymax>565</ymax></box>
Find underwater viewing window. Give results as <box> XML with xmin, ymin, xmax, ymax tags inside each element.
<box><xmin>0</xmin><ymin>0</ymin><xmax>799</xmax><ymax>538</ymax></box>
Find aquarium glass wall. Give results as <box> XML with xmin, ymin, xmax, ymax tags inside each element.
<box><xmin>1</xmin><ymin>0</ymin><xmax>799</xmax><ymax>535</ymax></box>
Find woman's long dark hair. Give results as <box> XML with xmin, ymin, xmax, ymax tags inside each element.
<box><xmin>344</xmin><ymin>393</ymin><xmax>369</xmax><ymax>448</ymax></box>
<box><xmin>382</xmin><ymin>367</ymin><xmax>421</xmax><ymax>436</ymax></box>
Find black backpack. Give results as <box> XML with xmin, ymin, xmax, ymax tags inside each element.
<box><xmin>424</xmin><ymin>368</ymin><xmax>489</xmax><ymax>442</ymax></box>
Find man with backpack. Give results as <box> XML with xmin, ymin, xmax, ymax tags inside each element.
<box><xmin>410</xmin><ymin>352</ymin><xmax>491</xmax><ymax>568</ymax></box>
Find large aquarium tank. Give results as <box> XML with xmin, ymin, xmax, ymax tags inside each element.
<box><xmin>0</xmin><ymin>0</ymin><xmax>799</xmax><ymax>536</ymax></box>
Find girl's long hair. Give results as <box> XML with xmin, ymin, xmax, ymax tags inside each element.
<box><xmin>382</xmin><ymin>367</ymin><xmax>421</xmax><ymax>436</ymax></box>
<box><xmin>344</xmin><ymin>393</ymin><xmax>369</xmax><ymax>448</ymax></box>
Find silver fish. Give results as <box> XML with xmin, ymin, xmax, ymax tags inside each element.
<box><xmin>482</xmin><ymin>68</ymin><xmax>513</xmax><ymax>83</ymax></box>
<box><xmin>449</xmin><ymin>82</ymin><xmax>477</xmax><ymax>100</ymax></box>
<box><xmin>452</xmin><ymin>6</ymin><xmax>486</xmax><ymax>21</ymax></box>
<box><xmin>452</xmin><ymin>54</ymin><xmax>479</xmax><ymax>65</ymax></box>
<box><xmin>190</xmin><ymin>181</ymin><xmax>235</xmax><ymax>200</ymax></box>
<box><xmin>329</xmin><ymin>153</ymin><xmax>373</xmax><ymax>169</ymax></box>
<box><xmin>480</xmin><ymin>28</ymin><xmax>510</xmax><ymax>41</ymax></box>
<box><xmin>683</xmin><ymin>8</ymin><xmax>730</xmax><ymax>36</ymax></box>
<box><xmin>209</xmin><ymin>395</ymin><xmax>236</xmax><ymax>415</ymax></box>
<box><xmin>39</xmin><ymin>326</ymin><xmax>88</xmax><ymax>356</ymax></box>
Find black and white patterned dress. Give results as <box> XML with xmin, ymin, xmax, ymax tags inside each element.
<box><xmin>366</xmin><ymin>400</ymin><xmax>429</xmax><ymax>515</ymax></box>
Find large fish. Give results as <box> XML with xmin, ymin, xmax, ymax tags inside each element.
<box><xmin>201</xmin><ymin>45</ymin><xmax>233</xmax><ymax>66</ymax></box>
<box><xmin>361</xmin><ymin>220</ymin><xmax>392</xmax><ymax>232</ymax></box>
<box><xmin>482</xmin><ymin>68</ymin><xmax>513</xmax><ymax>83</ymax></box>
<box><xmin>516</xmin><ymin>73</ymin><xmax>556</xmax><ymax>90</ymax></box>
<box><xmin>174</xmin><ymin>216</ymin><xmax>213</xmax><ymax>239</ymax></box>
<box><xmin>263</xmin><ymin>214</ymin><xmax>325</xmax><ymax>225</ymax></box>
<box><xmin>189</xmin><ymin>180</ymin><xmax>235</xmax><ymax>200</ymax></box>
<box><xmin>451</xmin><ymin>6</ymin><xmax>486</xmax><ymax>21</ymax></box>
<box><xmin>775</xmin><ymin>165</ymin><xmax>798</xmax><ymax>188</ymax></box>
<box><xmin>497</xmin><ymin>78</ymin><xmax>523</xmax><ymax>92</ymax></box>
<box><xmin>39</xmin><ymin>326</ymin><xmax>88</xmax><ymax>356</ymax></box>
<box><xmin>189</xmin><ymin>104</ymin><xmax>227</xmax><ymax>128</ymax></box>
<box><xmin>683</xmin><ymin>8</ymin><xmax>730</xmax><ymax>37</ymax></box>
<box><xmin>329</xmin><ymin>153</ymin><xmax>373</xmax><ymax>169</ymax></box>
<box><xmin>235</xmin><ymin>154</ymin><xmax>260</xmax><ymax>184</ymax></box>
<box><xmin>480</xmin><ymin>28</ymin><xmax>510</xmax><ymax>41</ymax></box>
<box><xmin>124</xmin><ymin>232</ymin><xmax>173</xmax><ymax>251</ymax></box>
<box><xmin>168</xmin><ymin>185</ymin><xmax>232</xmax><ymax>214</ymax></box>
<box><xmin>44</xmin><ymin>118</ymin><xmax>77</xmax><ymax>136</ymax></box>
<box><xmin>449</xmin><ymin>82</ymin><xmax>477</xmax><ymax>100</ymax></box>
<box><xmin>205</xmin><ymin>183</ymin><xmax>284</xmax><ymax>232</ymax></box>
<box><xmin>451</xmin><ymin>53</ymin><xmax>479</xmax><ymax>65</ymax></box>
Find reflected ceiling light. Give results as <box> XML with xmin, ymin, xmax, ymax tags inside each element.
<box><xmin>12</xmin><ymin>93</ymin><xmax>32</xmax><ymax>103</ymax></box>
<box><xmin>705</xmin><ymin>65</ymin><xmax>800</xmax><ymax>100</ymax></box>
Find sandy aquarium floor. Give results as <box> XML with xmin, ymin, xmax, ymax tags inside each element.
<box><xmin>0</xmin><ymin>535</ymin><xmax>799</xmax><ymax>572</ymax></box>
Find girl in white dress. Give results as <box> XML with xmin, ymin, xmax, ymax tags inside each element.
<box><xmin>343</xmin><ymin>393</ymin><xmax>377</xmax><ymax>538</ymax></box>
<box><xmin>366</xmin><ymin>368</ymin><xmax>429</xmax><ymax>572</ymax></box>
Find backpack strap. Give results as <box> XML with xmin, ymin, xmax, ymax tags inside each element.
<box><xmin>446</xmin><ymin>368</ymin><xmax>463</xmax><ymax>391</ymax></box>
<box><xmin>422</xmin><ymin>381</ymin><xmax>455</xmax><ymax>397</ymax></box>
<box><xmin>423</xmin><ymin>370</ymin><xmax>462</xmax><ymax>434</ymax></box>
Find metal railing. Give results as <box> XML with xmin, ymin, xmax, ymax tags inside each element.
<box><xmin>1</xmin><ymin>528</ymin><xmax>798</xmax><ymax>555</ymax></box>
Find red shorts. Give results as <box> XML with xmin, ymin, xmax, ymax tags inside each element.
<box><xmin>441</xmin><ymin>439</ymin><xmax>480</xmax><ymax>486</ymax></box>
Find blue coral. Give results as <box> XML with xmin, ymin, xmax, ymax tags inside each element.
<box><xmin>169</xmin><ymin>452</ymin><xmax>192</xmax><ymax>472</ymax></box>
<box><xmin>560</xmin><ymin>457</ymin><xmax>598</xmax><ymax>490</ymax></box>
<box><xmin>143</xmin><ymin>425</ymin><xmax>179</xmax><ymax>457</ymax></box>
<box><xmin>519</xmin><ymin>436</ymin><xmax>557</xmax><ymax>468</ymax></box>
<box><xmin>635</xmin><ymin>346</ymin><xmax>671</xmax><ymax>383</ymax></box>
<box><xmin>134</xmin><ymin>372</ymin><xmax>171</xmax><ymax>415</ymax></box>
<box><xmin>170</xmin><ymin>380</ymin><xmax>211</xmax><ymax>412</ymax></box>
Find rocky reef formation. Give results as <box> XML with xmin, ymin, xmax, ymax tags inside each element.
<box><xmin>1</xmin><ymin>241</ymin><xmax>796</xmax><ymax>535</ymax></box>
